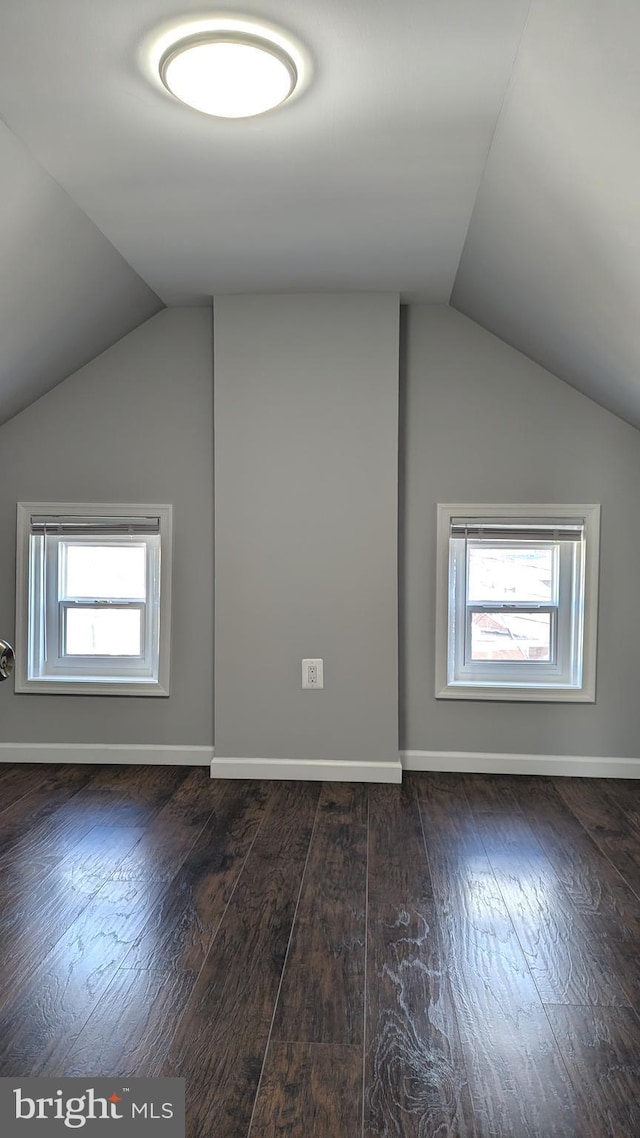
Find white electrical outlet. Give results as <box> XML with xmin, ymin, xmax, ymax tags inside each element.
<box><xmin>302</xmin><ymin>658</ymin><xmax>323</xmax><ymax>689</ymax></box>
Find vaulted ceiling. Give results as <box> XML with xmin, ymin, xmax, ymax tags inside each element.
<box><xmin>0</xmin><ymin>0</ymin><xmax>638</xmax><ymax>427</ymax></box>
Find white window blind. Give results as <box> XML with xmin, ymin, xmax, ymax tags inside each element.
<box><xmin>449</xmin><ymin>518</ymin><xmax>584</xmax><ymax>541</ymax></box>
<box><xmin>30</xmin><ymin>515</ymin><xmax>161</xmax><ymax>535</ymax></box>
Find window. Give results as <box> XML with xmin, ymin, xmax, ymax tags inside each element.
<box><xmin>15</xmin><ymin>503</ymin><xmax>172</xmax><ymax>695</ymax></box>
<box><xmin>435</xmin><ymin>504</ymin><xmax>600</xmax><ymax>701</ymax></box>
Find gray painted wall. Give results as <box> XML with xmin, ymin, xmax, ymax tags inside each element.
<box><xmin>3</xmin><ymin>296</ymin><xmax>640</xmax><ymax>763</ymax></box>
<box><xmin>401</xmin><ymin>304</ymin><xmax>640</xmax><ymax>757</ymax></box>
<box><xmin>0</xmin><ymin>308</ymin><xmax>214</xmax><ymax>744</ymax></box>
<box><xmin>0</xmin><ymin>121</ymin><xmax>162</xmax><ymax>426</ymax></box>
<box><xmin>214</xmin><ymin>294</ymin><xmax>399</xmax><ymax>765</ymax></box>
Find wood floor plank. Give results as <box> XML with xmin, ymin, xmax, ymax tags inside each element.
<box><xmin>364</xmin><ymin>782</ymin><xmax>475</xmax><ymax>1138</ymax></box>
<box><xmin>0</xmin><ymin>763</ymin><xmax>90</xmax><ymax>815</ymax></box>
<box><xmin>600</xmin><ymin>778</ymin><xmax>640</xmax><ymax>835</ymax></box>
<box><xmin>250</xmin><ymin>1042</ymin><xmax>362</xmax><ymax>1138</ymax></box>
<box><xmin>0</xmin><ymin>761</ymin><xmax>40</xmax><ymax>784</ymax></box>
<box><xmin>57</xmin><ymin>823</ymin><xmax>148</xmax><ymax>881</ymax></box>
<box><xmin>405</xmin><ymin>771</ymin><xmax>470</xmax><ymax>805</ymax></box>
<box><xmin>554</xmin><ymin>778</ymin><xmax>640</xmax><ymax>896</ymax></box>
<box><xmin>60</xmin><ymin>764</ymin><xmax>190</xmax><ymax>827</ymax></box>
<box><xmin>475</xmin><ymin>813</ymin><xmax>629</xmax><ymax>1006</ymax></box>
<box><xmin>545</xmin><ymin>1005</ymin><xmax>640</xmax><ymax>1138</ymax></box>
<box><xmin>162</xmin><ymin>781</ymin><xmax>320</xmax><ymax>1138</ymax></box>
<box><xmin>416</xmin><ymin>776</ymin><xmax>578</xmax><ymax>1137</ymax></box>
<box><xmin>110</xmin><ymin>770</ymin><xmax>229</xmax><ymax>881</ymax></box>
<box><xmin>0</xmin><ymin>876</ymin><xmax>167</xmax><ymax>1076</ymax></box>
<box><xmin>0</xmin><ymin>826</ymin><xmax>147</xmax><ymax>998</ymax></box>
<box><xmin>459</xmin><ymin>773</ymin><xmax>524</xmax><ymax>814</ymax></box>
<box><xmin>125</xmin><ymin>781</ymin><xmax>271</xmax><ymax>971</ymax></box>
<box><xmin>271</xmin><ymin>783</ymin><xmax>367</xmax><ymax>1045</ymax></box>
<box><xmin>0</xmin><ymin>876</ymin><xmax>105</xmax><ymax>998</ymax></box>
<box><xmin>588</xmin><ymin>937</ymin><xmax>640</xmax><ymax>1014</ymax></box>
<box><xmin>0</xmin><ymin>764</ymin><xmax>102</xmax><ymax>871</ymax></box>
<box><xmin>511</xmin><ymin>777</ymin><xmax>640</xmax><ymax>941</ymax></box>
<box><xmin>61</xmin><ymin>968</ymin><xmax>198</xmax><ymax>1077</ymax></box>
<box><xmin>0</xmin><ymin>814</ymin><xmax>100</xmax><ymax>889</ymax></box>
<box><xmin>0</xmin><ymin>771</ymin><xmax>36</xmax><ymax>814</ymax></box>
<box><xmin>17</xmin><ymin>763</ymin><xmax>102</xmax><ymax>794</ymax></box>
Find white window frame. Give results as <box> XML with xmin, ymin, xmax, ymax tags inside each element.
<box><xmin>435</xmin><ymin>503</ymin><xmax>600</xmax><ymax>702</ymax></box>
<box><xmin>15</xmin><ymin>503</ymin><xmax>172</xmax><ymax>696</ymax></box>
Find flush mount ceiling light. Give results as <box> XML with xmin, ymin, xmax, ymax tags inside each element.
<box><xmin>159</xmin><ymin>31</ymin><xmax>298</xmax><ymax>118</ymax></box>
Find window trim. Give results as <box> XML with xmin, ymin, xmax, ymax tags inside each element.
<box><xmin>435</xmin><ymin>503</ymin><xmax>600</xmax><ymax>702</ymax></box>
<box><xmin>15</xmin><ymin>502</ymin><xmax>173</xmax><ymax>696</ymax></box>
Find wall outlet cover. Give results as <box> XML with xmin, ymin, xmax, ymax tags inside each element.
<box><xmin>302</xmin><ymin>658</ymin><xmax>324</xmax><ymax>689</ymax></box>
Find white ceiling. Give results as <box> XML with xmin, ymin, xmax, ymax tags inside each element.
<box><xmin>452</xmin><ymin>0</ymin><xmax>640</xmax><ymax>429</ymax></box>
<box><xmin>0</xmin><ymin>0</ymin><xmax>639</xmax><ymax>427</ymax></box>
<box><xmin>0</xmin><ymin>0</ymin><xmax>529</xmax><ymax>307</ymax></box>
<box><xmin>0</xmin><ymin>121</ymin><xmax>160</xmax><ymax>424</ymax></box>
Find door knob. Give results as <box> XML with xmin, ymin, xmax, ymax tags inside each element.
<box><xmin>0</xmin><ymin>639</ymin><xmax>15</xmax><ymax>681</ymax></box>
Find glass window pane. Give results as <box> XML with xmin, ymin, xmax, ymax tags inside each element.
<box><xmin>65</xmin><ymin>608</ymin><xmax>142</xmax><ymax>656</ymax></box>
<box><xmin>467</xmin><ymin>545</ymin><xmax>555</xmax><ymax>603</ymax></box>
<box><xmin>470</xmin><ymin>611</ymin><xmax>552</xmax><ymax>662</ymax></box>
<box><xmin>63</xmin><ymin>544</ymin><xmax>146</xmax><ymax>600</ymax></box>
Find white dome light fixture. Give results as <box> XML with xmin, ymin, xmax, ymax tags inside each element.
<box><xmin>159</xmin><ymin>31</ymin><xmax>298</xmax><ymax>118</ymax></box>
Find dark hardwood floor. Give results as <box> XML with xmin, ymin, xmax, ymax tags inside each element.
<box><xmin>1</xmin><ymin>764</ymin><xmax>640</xmax><ymax>1136</ymax></box>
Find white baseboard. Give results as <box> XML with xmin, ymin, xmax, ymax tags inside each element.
<box><xmin>0</xmin><ymin>743</ymin><xmax>213</xmax><ymax>766</ymax></box>
<box><xmin>4</xmin><ymin>744</ymin><xmax>633</xmax><ymax>780</ymax></box>
<box><xmin>210</xmin><ymin>756</ymin><xmax>403</xmax><ymax>783</ymax></box>
<box><xmin>401</xmin><ymin>749</ymin><xmax>640</xmax><ymax>779</ymax></box>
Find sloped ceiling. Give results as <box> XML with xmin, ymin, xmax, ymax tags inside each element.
<box><xmin>0</xmin><ymin>0</ymin><xmax>638</xmax><ymax>427</ymax></box>
<box><xmin>452</xmin><ymin>0</ymin><xmax>640</xmax><ymax>429</ymax></box>
<box><xmin>0</xmin><ymin>122</ymin><xmax>161</xmax><ymax>425</ymax></box>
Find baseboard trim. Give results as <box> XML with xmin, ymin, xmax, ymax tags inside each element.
<box><xmin>4</xmin><ymin>744</ymin><xmax>632</xmax><ymax>779</ymax></box>
<box><xmin>0</xmin><ymin>743</ymin><xmax>213</xmax><ymax>766</ymax></box>
<box><xmin>210</xmin><ymin>756</ymin><xmax>403</xmax><ymax>783</ymax></box>
<box><xmin>401</xmin><ymin>749</ymin><xmax>640</xmax><ymax>779</ymax></box>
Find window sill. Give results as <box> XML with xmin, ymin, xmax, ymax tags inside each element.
<box><xmin>436</xmin><ymin>682</ymin><xmax>595</xmax><ymax>703</ymax></box>
<box><xmin>15</xmin><ymin>676</ymin><xmax>170</xmax><ymax>697</ymax></box>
